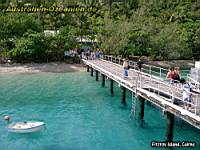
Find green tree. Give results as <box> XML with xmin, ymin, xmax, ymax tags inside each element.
<box><xmin>0</xmin><ymin>13</ymin><xmax>39</xmax><ymax>39</ymax></box>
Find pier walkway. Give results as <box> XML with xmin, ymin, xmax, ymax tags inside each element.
<box><xmin>82</xmin><ymin>56</ymin><xmax>200</xmax><ymax>133</ymax></box>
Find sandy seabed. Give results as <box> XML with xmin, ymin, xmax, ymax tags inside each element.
<box><xmin>0</xmin><ymin>62</ymin><xmax>85</xmax><ymax>75</ymax></box>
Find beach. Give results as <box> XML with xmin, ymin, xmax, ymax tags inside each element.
<box><xmin>0</xmin><ymin>62</ymin><xmax>85</xmax><ymax>74</ymax></box>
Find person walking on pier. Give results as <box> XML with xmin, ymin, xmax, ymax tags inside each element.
<box><xmin>180</xmin><ymin>78</ymin><xmax>192</xmax><ymax>111</ymax></box>
<box><xmin>123</xmin><ymin>59</ymin><xmax>129</xmax><ymax>78</ymax></box>
<box><xmin>137</xmin><ymin>59</ymin><xmax>143</xmax><ymax>72</ymax></box>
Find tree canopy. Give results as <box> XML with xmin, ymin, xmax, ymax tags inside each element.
<box><xmin>0</xmin><ymin>0</ymin><xmax>200</xmax><ymax>62</ymax></box>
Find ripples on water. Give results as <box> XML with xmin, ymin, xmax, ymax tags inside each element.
<box><xmin>0</xmin><ymin>72</ymin><xmax>199</xmax><ymax>150</ymax></box>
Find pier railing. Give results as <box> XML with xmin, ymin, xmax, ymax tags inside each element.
<box><xmin>187</xmin><ymin>75</ymin><xmax>200</xmax><ymax>93</ymax></box>
<box><xmin>138</xmin><ymin>74</ymin><xmax>200</xmax><ymax>115</ymax></box>
<box><xmin>91</xmin><ymin>56</ymin><xmax>200</xmax><ymax>116</ymax></box>
<box><xmin>103</xmin><ymin>55</ymin><xmax>189</xmax><ymax>81</ymax></box>
<box><xmin>103</xmin><ymin>55</ymin><xmax>200</xmax><ymax>93</ymax></box>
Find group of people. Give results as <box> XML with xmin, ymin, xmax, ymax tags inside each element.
<box><xmin>166</xmin><ymin>67</ymin><xmax>181</xmax><ymax>85</ymax></box>
<box><xmin>122</xmin><ymin>58</ymin><xmax>144</xmax><ymax>77</ymax></box>
<box><xmin>81</xmin><ymin>51</ymin><xmax>103</xmax><ymax>60</ymax></box>
<box><xmin>123</xmin><ymin>61</ymin><xmax>193</xmax><ymax>111</ymax></box>
<box><xmin>167</xmin><ymin>67</ymin><xmax>193</xmax><ymax>110</ymax></box>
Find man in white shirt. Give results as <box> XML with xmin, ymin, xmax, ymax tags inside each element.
<box><xmin>180</xmin><ymin>78</ymin><xmax>192</xmax><ymax>111</ymax></box>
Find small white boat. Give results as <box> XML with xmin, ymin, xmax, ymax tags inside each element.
<box><xmin>7</xmin><ymin>121</ymin><xmax>45</xmax><ymax>133</ymax></box>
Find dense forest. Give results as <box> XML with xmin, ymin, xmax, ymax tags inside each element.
<box><xmin>0</xmin><ymin>0</ymin><xmax>200</xmax><ymax>62</ymax></box>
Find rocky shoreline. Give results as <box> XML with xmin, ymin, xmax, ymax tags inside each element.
<box><xmin>147</xmin><ymin>60</ymin><xmax>195</xmax><ymax>69</ymax></box>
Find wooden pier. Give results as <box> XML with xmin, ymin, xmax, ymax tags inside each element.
<box><xmin>82</xmin><ymin>56</ymin><xmax>200</xmax><ymax>141</ymax></box>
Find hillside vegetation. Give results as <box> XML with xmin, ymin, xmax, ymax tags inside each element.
<box><xmin>0</xmin><ymin>0</ymin><xmax>200</xmax><ymax>62</ymax></box>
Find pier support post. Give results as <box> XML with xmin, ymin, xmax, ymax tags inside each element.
<box><xmin>110</xmin><ymin>79</ymin><xmax>114</xmax><ymax>95</ymax></box>
<box><xmin>95</xmin><ymin>70</ymin><xmax>99</xmax><ymax>81</ymax></box>
<box><xmin>90</xmin><ymin>67</ymin><xmax>93</xmax><ymax>76</ymax></box>
<box><xmin>121</xmin><ymin>86</ymin><xmax>126</xmax><ymax>105</ymax></box>
<box><xmin>87</xmin><ymin>65</ymin><xmax>89</xmax><ymax>72</ymax></box>
<box><xmin>166</xmin><ymin>112</ymin><xmax>174</xmax><ymax>142</ymax></box>
<box><xmin>139</xmin><ymin>96</ymin><xmax>145</xmax><ymax>120</ymax></box>
<box><xmin>102</xmin><ymin>74</ymin><xmax>105</xmax><ymax>87</ymax></box>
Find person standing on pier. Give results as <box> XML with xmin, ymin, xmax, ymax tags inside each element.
<box><xmin>123</xmin><ymin>59</ymin><xmax>129</xmax><ymax>77</ymax></box>
<box><xmin>180</xmin><ymin>78</ymin><xmax>192</xmax><ymax>111</ymax></box>
<box><xmin>137</xmin><ymin>59</ymin><xmax>144</xmax><ymax>72</ymax></box>
<box><xmin>166</xmin><ymin>67</ymin><xmax>175</xmax><ymax>84</ymax></box>
<box><xmin>173</xmin><ymin>67</ymin><xmax>180</xmax><ymax>87</ymax></box>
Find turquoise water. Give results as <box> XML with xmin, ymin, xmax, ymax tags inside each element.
<box><xmin>0</xmin><ymin>72</ymin><xmax>199</xmax><ymax>150</ymax></box>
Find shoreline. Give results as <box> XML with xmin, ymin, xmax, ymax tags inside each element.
<box><xmin>147</xmin><ymin>60</ymin><xmax>195</xmax><ymax>69</ymax></box>
<box><xmin>0</xmin><ymin>59</ymin><xmax>195</xmax><ymax>75</ymax></box>
<box><xmin>0</xmin><ymin>62</ymin><xmax>85</xmax><ymax>75</ymax></box>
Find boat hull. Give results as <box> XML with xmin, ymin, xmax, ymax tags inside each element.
<box><xmin>7</xmin><ymin>121</ymin><xmax>45</xmax><ymax>133</ymax></box>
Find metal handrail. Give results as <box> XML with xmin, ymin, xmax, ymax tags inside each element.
<box><xmin>95</xmin><ymin>56</ymin><xmax>200</xmax><ymax>115</ymax></box>
<box><xmin>187</xmin><ymin>75</ymin><xmax>200</xmax><ymax>94</ymax></box>
<box><xmin>103</xmin><ymin>55</ymin><xmax>165</xmax><ymax>80</ymax></box>
<box><xmin>101</xmin><ymin>57</ymin><xmax>198</xmax><ymax>92</ymax></box>
<box><xmin>103</xmin><ymin>55</ymin><xmax>193</xmax><ymax>82</ymax></box>
<box><xmin>187</xmin><ymin>75</ymin><xmax>200</xmax><ymax>85</ymax></box>
<box><xmin>141</xmin><ymin>78</ymin><xmax>199</xmax><ymax>114</ymax></box>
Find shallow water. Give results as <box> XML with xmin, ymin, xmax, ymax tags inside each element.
<box><xmin>0</xmin><ymin>72</ymin><xmax>199</xmax><ymax>150</ymax></box>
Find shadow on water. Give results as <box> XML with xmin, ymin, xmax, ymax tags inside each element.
<box><xmin>119</xmin><ymin>105</ymin><xmax>128</xmax><ymax>110</ymax></box>
<box><xmin>129</xmin><ymin>116</ymin><xmax>151</xmax><ymax>129</ymax></box>
<box><xmin>138</xmin><ymin>119</ymin><xmax>149</xmax><ymax>128</ymax></box>
<box><xmin>7</xmin><ymin>131</ymin><xmax>45</xmax><ymax>141</ymax></box>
